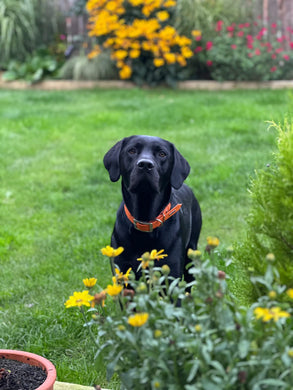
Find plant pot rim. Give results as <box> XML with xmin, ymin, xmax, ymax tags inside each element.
<box><xmin>0</xmin><ymin>349</ymin><xmax>56</xmax><ymax>390</ymax></box>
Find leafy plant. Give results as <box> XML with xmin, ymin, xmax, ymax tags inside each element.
<box><xmin>194</xmin><ymin>20</ymin><xmax>293</xmax><ymax>81</ymax></box>
<box><xmin>66</xmin><ymin>241</ymin><xmax>293</xmax><ymax>389</ymax></box>
<box><xmin>0</xmin><ymin>0</ymin><xmax>63</xmax><ymax>68</ymax></box>
<box><xmin>2</xmin><ymin>49</ymin><xmax>59</xmax><ymax>83</ymax></box>
<box><xmin>0</xmin><ymin>0</ymin><xmax>37</xmax><ymax>66</ymax></box>
<box><xmin>236</xmin><ymin>120</ymin><xmax>293</xmax><ymax>286</ymax></box>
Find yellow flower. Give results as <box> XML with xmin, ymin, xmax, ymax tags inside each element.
<box><xmin>119</xmin><ymin>64</ymin><xmax>132</xmax><ymax>79</ymax></box>
<box><xmin>150</xmin><ymin>249</ymin><xmax>168</xmax><ymax>260</ymax></box>
<box><xmin>153</xmin><ymin>58</ymin><xmax>164</xmax><ymax>67</ymax></box>
<box><xmin>114</xmin><ymin>267</ymin><xmax>132</xmax><ymax>286</ymax></box>
<box><xmin>287</xmin><ymin>288</ymin><xmax>293</xmax><ymax>299</ymax></box>
<box><xmin>164</xmin><ymin>52</ymin><xmax>176</xmax><ymax>64</ymax></box>
<box><xmin>154</xmin><ymin>329</ymin><xmax>162</xmax><ymax>338</ymax></box>
<box><xmin>191</xmin><ymin>29</ymin><xmax>201</xmax><ymax>38</ymax></box>
<box><xmin>254</xmin><ymin>307</ymin><xmax>290</xmax><ymax>322</ymax></box>
<box><xmin>128</xmin><ymin>312</ymin><xmax>149</xmax><ymax>327</ymax></box>
<box><xmin>194</xmin><ymin>324</ymin><xmax>202</xmax><ymax>332</ymax></box>
<box><xmin>101</xmin><ymin>245</ymin><xmax>124</xmax><ymax>257</ymax></box>
<box><xmin>113</xmin><ymin>49</ymin><xmax>128</xmax><ymax>60</ymax></box>
<box><xmin>181</xmin><ymin>46</ymin><xmax>193</xmax><ymax>58</ymax></box>
<box><xmin>207</xmin><ymin>236</ymin><xmax>220</xmax><ymax>248</ymax></box>
<box><xmin>163</xmin><ymin>0</ymin><xmax>176</xmax><ymax>7</ymax></box>
<box><xmin>129</xmin><ymin>49</ymin><xmax>140</xmax><ymax>58</ymax></box>
<box><xmin>83</xmin><ymin>277</ymin><xmax>97</xmax><ymax>288</ymax></box>
<box><xmin>65</xmin><ymin>291</ymin><xmax>94</xmax><ymax>308</ymax></box>
<box><xmin>156</xmin><ymin>11</ymin><xmax>169</xmax><ymax>22</ymax></box>
<box><xmin>106</xmin><ymin>282</ymin><xmax>123</xmax><ymax>296</ymax></box>
<box><xmin>137</xmin><ymin>249</ymin><xmax>167</xmax><ymax>269</ymax></box>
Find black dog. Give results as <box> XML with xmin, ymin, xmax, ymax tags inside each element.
<box><xmin>103</xmin><ymin>135</ymin><xmax>202</xmax><ymax>283</ymax></box>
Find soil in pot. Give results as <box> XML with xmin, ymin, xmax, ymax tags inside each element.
<box><xmin>0</xmin><ymin>358</ymin><xmax>47</xmax><ymax>390</ymax></box>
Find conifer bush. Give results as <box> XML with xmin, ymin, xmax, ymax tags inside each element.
<box><xmin>236</xmin><ymin>120</ymin><xmax>293</xmax><ymax>285</ymax></box>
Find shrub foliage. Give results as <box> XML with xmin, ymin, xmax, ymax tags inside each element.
<box><xmin>236</xmin><ymin>120</ymin><xmax>293</xmax><ymax>285</ymax></box>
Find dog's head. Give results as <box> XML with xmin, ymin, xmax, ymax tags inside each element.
<box><xmin>103</xmin><ymin>135</ymin><xmax>190</xmax><ymax>193</ymax></box>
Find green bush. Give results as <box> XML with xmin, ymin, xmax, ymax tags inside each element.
<box><xmin>236</xmin><ymin>120</ymin><xmax>293</xmax><ymax>285</ymax></box>
<box><xmin>66</xmin><ymin>244</ymin><xmax>293</xmax><ymax>389</ymax></box>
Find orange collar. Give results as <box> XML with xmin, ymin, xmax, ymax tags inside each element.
<box><xmin>124</xmin><ymin>203</ymin><xmax>182</xmax><ymax>233</ymax></box>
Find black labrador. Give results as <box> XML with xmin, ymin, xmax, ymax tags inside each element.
<box><xmin>103</xmin><ymin>135</ymin><xmax>202</xmax><ymax>283</ymax></box>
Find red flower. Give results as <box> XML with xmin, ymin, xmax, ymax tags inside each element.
<box><xmin>248</xmin><ymin>53</ymin><xmax>253</xmax><ymax>58</ymax></box>
<box><xmin>206</xmin><ymin>60</ymin><xmax>213</xmax><ymax>66</ymax></box>
<box><xmin>206</xmin><ymin>41</ymin><xmax>213</xmax><ymax>51</ymax></box>
<box><xmin>271</xmin><ymin>54</ymin><xmax>276</xmax><ymax>59</ymax></box>
<box><xmin>247</xmin><ymin>43</ymin><xmax>253</xmax><ymax>49</ymax></box>
<box><xmin>216</xmin><ymin>20</ymin><xmax>224</xmax><ymax>32</ymax></box>
<box><xmin>276</xmin><ymin>47</ymin><xmax>283</xmax><ymax>54</ymax></box>
<box><xmin>290</xmin><ymin>42</ymin><xmax>293</xmax><ymax>49</ymax></box>
<box><xmin>271</xmin><ymin>23</ymin><xmax>277</xmax><ymax>29</ymax></box>
<box><xmin>254</xmin><ymin>48</ymin><xmax>261</xmax><ymax>55</ymax></box>
<box><xmin>283</xmin><ymin>54</ymin><xmax>290</xmax><ymax>61</ymax></box>
<box><xmin>270</xmin><ymin>66</ymin><xmax>277</xmax><ymax>72</ymax></box>
<box><xmin>231</xmin><ymin>44</ymin><xmax>237</xmax><ymax>49</ymax></box>
<box><xmin>227</xmin><ymin>26</ymin><xmax>234</xmax><ymax>32</ymax></box>
<box><xmin>194</xmin><ymin>46</ymin><xmax>203</xmax><ymax>53</ymax></box>
<box><xmin>244</xmin><ymin>22</ymin><xmax>250</xmax><ymax>28</ymax></box>
<box><xmin>195</xmin><ymin>35</ymin><xmax>201</xmax><ymax>41</ymax></box>
<box><xmin>237</xmin><ymin>31</ymin><xmax>244</xmax><ymax>37</ymax></box>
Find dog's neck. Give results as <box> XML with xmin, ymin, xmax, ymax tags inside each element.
<box><xmin>122</xmin><ymin>183</ymin><xmax>171</xmax><ymax>221</ymax></box>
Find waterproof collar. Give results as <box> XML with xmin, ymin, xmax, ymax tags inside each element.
<box><xmin>124</xmin><ymin>203</ymin><xmax>182</xmax><ymax>233</ymax></box>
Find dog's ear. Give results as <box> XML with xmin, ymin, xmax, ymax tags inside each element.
<box><xmin>103</xmin><ymin>139</ymin><xmax>124</xmax><ymax>182</ymax></box>
<box><xmin>170</xmin><ymin>145</ymin><xmax>190</xmax><ymax>189</ymax></box>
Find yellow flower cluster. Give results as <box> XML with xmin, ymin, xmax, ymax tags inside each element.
<box><xmin>254</xmin><ymin>306</ymin><xmax>290</xmax><ymax>322</ymax></box>
<box><xmin>86</xmin><ymin>0</ymin><xmax>196</xmax><ymax>79</ymax></box>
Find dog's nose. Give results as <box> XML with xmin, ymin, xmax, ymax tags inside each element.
<box><xmin>137</xmin><ymin>159</ymin><xmax>154</xmax><ymax>170</ymax></box>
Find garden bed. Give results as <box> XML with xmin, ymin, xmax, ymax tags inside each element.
<box><xmin>1</xmin><ymin>76</ymin><xmax>293</xmax><ymax>90</ymax></box>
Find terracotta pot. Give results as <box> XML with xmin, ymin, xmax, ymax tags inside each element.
<box><xmin>0</xmin><ymin>349</ymin><xmax>56</xmax><ymax>390</ymax></box>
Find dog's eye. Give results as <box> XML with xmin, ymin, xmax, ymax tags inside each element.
<box><xmin>158</xmin><ymin>150</ymin><xmax>167</xmax><ymax>158</ymax></box>
<box><xmin>128</xmin><ymin>148</ymin><xmax>137</xmax><ymax>155</ymax></box>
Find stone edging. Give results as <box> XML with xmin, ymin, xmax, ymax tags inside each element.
<box><xmin>1</xmin><ymin>78</ymin><xmax>293</xmax><ymax>91</ymax></box>
<box><xmin>54</xmin><ymin>380</ymin><xmax>109</xmax><ymax>390</ymax></box>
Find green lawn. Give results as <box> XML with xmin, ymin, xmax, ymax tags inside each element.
<box><xmin>0</xmin><ymin>88</ymin><xmax>291</xmax><ymax>387</ymax></box>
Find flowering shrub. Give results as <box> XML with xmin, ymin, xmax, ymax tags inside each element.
<box><xmin>86</xmin><ymin>0</ymin><xmax>200</xmax><ymax>85</ymax></box>
<box><xmin>195</xmin><ymin>20</ymin><xmax>293</xmax><ymax>81</ymax></box>
<box><xmin>66</xmin><ymin>239</ymin><xmax>293</xmax><ymax>389</ymax></box>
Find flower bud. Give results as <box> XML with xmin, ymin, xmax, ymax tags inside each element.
<box><xmin>154</xmin><ymin>329</ymin><xmax>162</xmax><ymax>338</ymax></box>
<box><xmin>137</xmin><ymin>282</ymin><xmax>147</xmax><ymax>294</ymax></box>
<box><xmin>266</xmin><ymin>253</ymin><xmax>275</xmax><ymax>262</ymax></box>
<box><xmin>161</xmin><ymin>264</ymin><xmax>170</xmax><ymax>275</ymax></box>
<box><xmin>194</xmin><ymin>324</ymin><xmax>202</xmax><ymax>332</ymax></box>
<box><xmin>218</xmin><ymin>270</ymin><xmax>226</xmax><ymax>279</ymax></box>
<box><xmin>268</xmin><ymin>290</ymin><xmax>277</xmax><ymax>299</ymax></box>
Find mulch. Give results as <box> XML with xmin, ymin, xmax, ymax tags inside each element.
<box><xmin>0</xmin><ymin>358</ymin><xmax>47</xmax><ymax>390</ymax></box>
